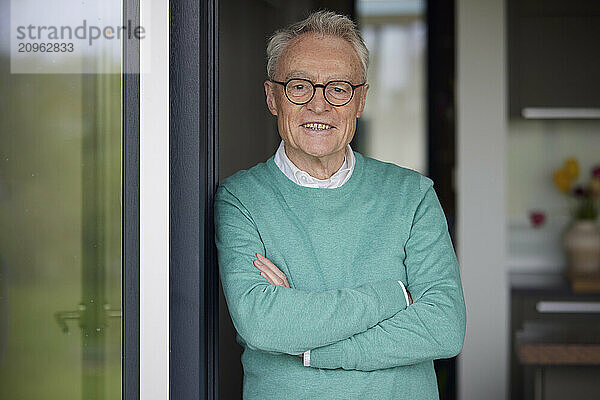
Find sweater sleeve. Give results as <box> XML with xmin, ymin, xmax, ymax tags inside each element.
<box><xmin>307</xmin><ymin>177</ymin><xmax>466</xmax><ymax>371</ymax></box>
<box><xmin>214</xmin><ymin>184</ymin><xmax>408</xmax><ymax>356</ymax></box>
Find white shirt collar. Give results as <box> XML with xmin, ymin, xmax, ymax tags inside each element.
<box><xmin>273</xmin><ymin>140</ymin><xmax>355</xmax><ymax>189</ymax></box>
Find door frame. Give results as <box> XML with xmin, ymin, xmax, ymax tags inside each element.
<box><xmin>126</xmin><ymin>0</ymin><xmax>220</xmax><ymax>397</ymax></box>
<box><xmin>169</xmin><ymin>0</ymin><xmax>219</xmax><ymax>398</ymax></box>
<box><xmin>124</xmin><ymin>0</ymin><xmax>140</xmax><ymax>398</ymax></box>
<box><xmin>138</xmin><ymin>0</ymin><xmax>170</xmax><ymax>396</ymax></box>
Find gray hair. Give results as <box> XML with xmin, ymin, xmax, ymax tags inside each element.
<box><xmin>266</xmin><ymin>10</ymin><xmax>369</xmax><ymax>82</ymax></box>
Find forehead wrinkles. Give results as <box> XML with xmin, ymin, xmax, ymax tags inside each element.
<box><xmin>276</xmin><ymin>34</ymin><xmax>363</xmax><ymax>82</ymax></box>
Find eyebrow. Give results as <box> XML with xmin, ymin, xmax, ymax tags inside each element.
<box><xmin>283</xmin><ymin>71</ymin><xmax>355</xmax><ymax>82</ymax></box>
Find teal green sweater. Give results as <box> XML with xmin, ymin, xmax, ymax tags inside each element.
<box><xmin>214</xmin><ymin>151</ymin><xmax>466</xmax><ymax>400</ymax></box>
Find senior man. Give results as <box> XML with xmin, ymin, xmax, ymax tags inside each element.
<box><xmin>215</xmin><ymin>10</ymin><xmax>466</xmax><ymax>400</ymax></box>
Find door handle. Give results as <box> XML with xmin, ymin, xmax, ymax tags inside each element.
<box><xmin>54</xmin><ymin>304</ymin><xmax>122</xmax><ymax>333</ymax></box>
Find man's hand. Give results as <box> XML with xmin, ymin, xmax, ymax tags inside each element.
<box><xmin>253</xmin><ymin>253</ymin><xmax>291</xmax><ymax>287</ymax></box>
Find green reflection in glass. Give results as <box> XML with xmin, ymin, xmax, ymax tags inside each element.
<box><xmin>0</xmin><ymin>57</ymin><xmax>122</xmax><ymax>400</ymax></box>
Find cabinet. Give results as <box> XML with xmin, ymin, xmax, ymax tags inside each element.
<box><xmin>510</xmin><ymin>272</ymin><xmax>600</xmax><ymax>399</ymax></box>
<box><xmin>507</xmin><ymin>0</ymin><xmax>600</xmax><ymax>118</ymax></box>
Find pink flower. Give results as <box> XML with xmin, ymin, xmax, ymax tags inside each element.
<box><xmin>529</xmin><ymin>210</ymin><xmax>546</xmax><ymax>228</ymax></box>
<box><xmin>592</xmin><ymin>164</ymin><xmax>600</xmax><ymax>179</ymax></box>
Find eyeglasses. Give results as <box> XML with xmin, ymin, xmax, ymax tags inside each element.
<box><xmin>270</xmin><ymin>78</ymin><xmax>366</xmax><ymax>107</ymax></box>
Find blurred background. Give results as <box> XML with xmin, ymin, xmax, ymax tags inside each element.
<box><xmin>219</xmin><ymin>0</ymin><xmax>600</xmax><ymax>399</ymax></box>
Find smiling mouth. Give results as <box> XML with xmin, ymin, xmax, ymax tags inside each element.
<box><xmin>301</xmin><ymin>122</ymin><xmax>334</xmax><ymax>131</ymax></box>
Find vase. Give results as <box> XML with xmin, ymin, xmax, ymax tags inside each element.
<box><xmin>563</xmin><ymin>220</ymin><xmax>600</xmax><ymax>275</ymax></box>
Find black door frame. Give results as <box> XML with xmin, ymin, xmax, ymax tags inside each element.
<box><xmin>169</xmin><ymin>0</ymin><xmax>219</xmax><ymax>398</ymax></box>
<box><xmin>123</xmin><ymin>0</ymin><xmax>141</xmax><ymax>398</ymax></box>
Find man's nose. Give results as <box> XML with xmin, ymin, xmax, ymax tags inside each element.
<box><xmin>306</xmin><ymin>87</ymin><xmax>331</xmax><ymax>113</ymax></box>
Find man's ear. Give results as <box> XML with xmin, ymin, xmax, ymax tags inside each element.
<box><xmin>356</xmin><ymin>83</ymin><xmax>369</xmax><ymax>118</ymax></box>
<box><xmin>264</xmin><ymin>80</ymin><xmax>278</xmax><ymax>116</ymax></box>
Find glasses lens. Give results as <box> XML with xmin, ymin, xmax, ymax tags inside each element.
<box><xmin>325</xmin><ymin>81</ymin><xmax>353</xmax><ymax>105</ymax></box>
<box><xmin>285</xmin><ymin>79</ymin><xmax>314</xmax><ymax>104</ymax></box>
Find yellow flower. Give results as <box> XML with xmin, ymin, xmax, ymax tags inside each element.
<box><xmin>563</xmin><ymin>157</ymin><xmax>579</xmax><ymax>180</ymax></box>
<box><xmin>553</xmin><ymin>169</ymin><xmax>573</xmax><ymax>193</ymax></box>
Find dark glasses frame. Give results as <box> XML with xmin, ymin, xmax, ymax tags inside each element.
<box><xmin>269</xmin><ymin>78</ymin><xmax>366</xmax><ymax>107</ymax></box>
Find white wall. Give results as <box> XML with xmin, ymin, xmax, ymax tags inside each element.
<box><xmin>456</xmin><ymin>0</ymin><xmax>508</xmax><ymax>399</ymax></box>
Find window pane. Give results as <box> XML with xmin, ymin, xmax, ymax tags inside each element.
<box><xmin>358</xmin><ymin>0</ymin><xmax>427</xmax><ymax>174</ymax></box>
<box><xmin>0</xmin><ymin>1</ymin><xmax>123</xmax><ymax>398</ymax></box>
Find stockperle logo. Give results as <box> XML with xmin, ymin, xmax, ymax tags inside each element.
<box><xmin>10</xmin><ymin>0</ymin><xmax>149</xmax><ymax>74</ymax></box>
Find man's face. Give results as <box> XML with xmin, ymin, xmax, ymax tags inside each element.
<box><xmin>264</xmin><ymin>33</ymin><xmax>369</xmax><ymax>164</ymax></box>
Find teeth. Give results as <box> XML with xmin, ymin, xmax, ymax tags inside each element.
<box><xmin>303</xmin><ymin>123</ymin><xmax>332</xmax><ymax>130</ymax></box>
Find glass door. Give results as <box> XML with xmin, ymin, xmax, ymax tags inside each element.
<box><xmin>0</xmin><ymin>0</ymin><xmax>132</xmax><ymax>398</ymax></box>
